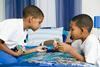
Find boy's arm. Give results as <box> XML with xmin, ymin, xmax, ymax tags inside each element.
<box><xmin>68</xmin><ymin>47</ymin><xmax>85</xmax><ymax>61</ymax></box>
<box><xmin>55</xmin><ymin>42</ymin><xmax>85</xmax><ymax>61</ymax></box>
<box><xmin>23</xmin><ymin>46</ymin><xmax>47</xmax><ymax>54</ymax></box>
<box><xmin>0</xmin><ymin>39</ymin><xmax>23</xmax><ymax>56</ymax></box>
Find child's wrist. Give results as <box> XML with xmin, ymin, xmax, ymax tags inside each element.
<box><xmin>14</xmin><ymin>52</ymin><xmax>20</xmax><ymax>56</ymax></box>
<box><xmin>33</xmin><ymin>48</ymin><xmax>38</xmax><ymax>52</ymax></box>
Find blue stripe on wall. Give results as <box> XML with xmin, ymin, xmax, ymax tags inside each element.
<box><xmin>5</xmin><ymin>0</ymin><xmax>35</xmax><ymax>19</ymax></box>
<box><xmin>56</xmin><ymin>0</ymin><xmax>82</xmax><ymax>31</ymax></box>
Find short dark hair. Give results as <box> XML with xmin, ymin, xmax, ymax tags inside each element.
<box><xmin>23</xmin><ymin>5</ymin><xmax>44</xmax><ymax>18</ymax></box>
<box><xmin>71</xmin><ymin>14</ymin><xmax>93</xmax><ymax>33</ymax></box>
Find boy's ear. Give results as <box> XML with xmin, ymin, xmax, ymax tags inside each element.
<box><xmin>29</xmin><ymin>16</ymin><xmax>33</xmax><ymax>23</ymax></box>
<box><xmin>81</xmin><ymin>27</ymin><xmax>88</xmax><ymax>32</ymax></box>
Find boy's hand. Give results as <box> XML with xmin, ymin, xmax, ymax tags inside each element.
<box><xmin>58</xmin><ymin>43</ymin><xmax>72</xmax><ymax>53</ymax></box>
<box><xmin>15</xmin><ymin>49</ymin><xmax>23</xmax><ymax>56</ymax></box>
<box><xmin>53</xmin><ymin>41</ymin><xmax>58</xmax><ymax>49</ymax></box>
<box><xmin>53</xmin><ymin>41</ymin><xmax>72</xmax><ymax>53</ymax></box>
<box><xmin>53</xmin><ymin>41</ymin><xmax>61</xmax><ymax>50</ymax></box>
<box><xmin>35</xmin><ymin>46</ymin><xmax>47</xmax><ymax>52</ymax></box>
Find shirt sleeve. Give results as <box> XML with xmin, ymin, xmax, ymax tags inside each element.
<box><xmin>0</xmin><ymin>22</ymin><xmax>17</xmax><ymax>42</ymax></box>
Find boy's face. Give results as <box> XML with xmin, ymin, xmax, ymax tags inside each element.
<box><xmin>29</xmin><ymin>17</ymin><xmax>44</xmax><ymax>31</ymax></box>
<box><xmin>70</xmin><ymin>21</ymin><xmax>82</xmax><ymax>40</ymax></box>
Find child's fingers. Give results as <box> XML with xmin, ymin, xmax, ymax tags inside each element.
<box><xmin>36</xmin><ymin>46</ymin><xmax>47</xmax><ymax>52</ymax></box>
<box><xmin>53</xmin><ymin>41</ymin><xmax>58</xmax><ymax>47</ymax></box>
<box><xmin>15</xmin><ymin>50</ymin><xmax>23</xmax><ymax>56</ymax></box>
<box><xmin>58</xmin><ymin>45</ymin><xmax>63</xmax><ymax>49</ymax></box>
<box><xmin>18</xmin><ymin>50</ymin><xmax>23</xmax><ymax>53</ymax></box>
<box><xmin>53</xmin><ymin>40</ymin><xmax>61</xmax><ymax>46</ymax></box>
<box><xmin>58</xmin><ymin>47</ymin><xmax>64</xmax><ymax>52</ymax></box>
<box><xmin>57</xmin><ymin>42</ymin><xmax>61</xmax><ymax>45</ymax></box>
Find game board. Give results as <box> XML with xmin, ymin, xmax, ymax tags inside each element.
<box><xmin>17</xmin><ymin>45</ymin><xmax>96</xmax><ymax>67</ymax></box>
<box><xmin>17</xmin><ymin>51</ymin><xmax>95</xmax><ymax>67</ymax></box>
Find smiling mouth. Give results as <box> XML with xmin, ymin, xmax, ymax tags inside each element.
<box><xmin>70</xmin><ymin>35</ymin><xmax>74</xmax><ymax>40</ymax></box>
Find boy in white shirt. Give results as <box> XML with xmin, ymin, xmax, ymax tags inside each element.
<box><xmin>54</xmin><ymin>14</ymin><xmax>100</xmax><ymax>65</ymax></box>
<box><xmin>0</xmin><ymin>5</ymin><xmax>46</xmax><ymax>64</ymax></box>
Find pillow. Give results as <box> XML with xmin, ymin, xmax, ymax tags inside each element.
<box><xmin>27</xmin><ymin>27</ymin><xmax>63</xmax><ymax>46</ymax></box>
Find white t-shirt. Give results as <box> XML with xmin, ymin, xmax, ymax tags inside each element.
<box><xmin>80</xmin><ymin>34</ymin><xmax>100</xmax><ymax>64</ymax></box>
<box><xmin>0</xmin><ymin>19</ymin><xmax>27</xmax><ymax>49</ymax></box>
